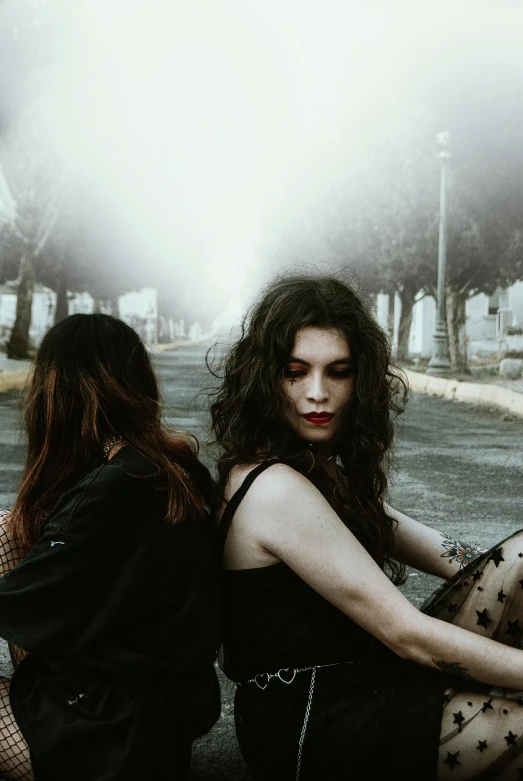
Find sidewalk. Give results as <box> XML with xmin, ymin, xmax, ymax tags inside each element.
<box><xmin>0</xmin><ymin>353</ymin><xmax>31</xmax><ymax>393</ymax></box>
<box><xmin>149</xmin><ymin>333</ymin><xmax>215</xmax><ymax>352</ymax></box>
<box><xmin>404</xmin><ymin>368</ymin><xmax>523</xmax><ymax>419</ymax></box>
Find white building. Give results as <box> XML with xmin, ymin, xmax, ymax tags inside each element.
<box><xmin>0</xmin><ymin>286</ymin><xmax>162</xmax><ymax>349</ymax></box>
<box><xmin>118</xmin><ymin>287</ymin><xmax>158</xmax><ymax>344</ymax></box>
<box><xmin>377</xmin><ymin>280</ymin><xmax>523</xmax><ymax>360</ymax></box>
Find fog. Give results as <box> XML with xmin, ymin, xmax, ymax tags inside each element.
<box><xmin>0</xmin><ymin>0</ymin><xmax>522</xmax><ymax>331</ymax></box>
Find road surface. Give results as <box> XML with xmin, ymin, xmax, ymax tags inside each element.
<box><xmin>0</xmin><ymin>343</ymin><xmax>522</xmax><ymax>779</ymax></box>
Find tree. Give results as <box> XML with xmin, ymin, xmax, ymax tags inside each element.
<box><xmin>310</xmin><ymin>115</ymin><xmax>440</xmax><ymax>361</ymax></box>
<box><xmin>0</xmin><ymin>0</ymin><xmax>65</xmax><ymax>355</ymax></box>
<box><xmin>358</xmin><ymin>128</ymin><xmax>440</xmax><ymax>361</ymax></box>
<box><xmin>443</xmin><ymin>209</ymin><xmax>523</xmax><ymax>372</ymax></box>
<box><xmin>438</xmin><ymin>72</ymin><xmax>523</xmax><ymax>371</ymax></box>
<box><xmin>0</xmin><ymin>117</ymin><xmax>63</xmax><ymax>358</ymax></box>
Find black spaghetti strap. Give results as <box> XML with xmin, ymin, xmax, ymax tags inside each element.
<box><xmin>219</xmin><ymin>461</ymin><xmax>280</xmax><ymax>538</ymax></box>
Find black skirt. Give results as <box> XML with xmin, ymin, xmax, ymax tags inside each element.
<box><xmin>234</xmin><ymin>644</ymin><xmax>444</xmax><ymax>781</ymax></box>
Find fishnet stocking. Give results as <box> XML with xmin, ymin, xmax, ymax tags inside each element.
<box><xmin>0</xmin><ymin>512</ymin><xmax>28</xmax><ymax>671</ymax></box>
<box><xmin>0</xmin><ymin>679</ymin><xmax>33</xmax><ymax>780</ymax></box>
<box><xmin>0</xmin><ymin>512</ymin><xmax>33</xmax><ymax>780</ymax></box>
<box><xmin>424</xmin><ymin>529</ymin><xmax>523</xmax><ymax>779</ymax></box>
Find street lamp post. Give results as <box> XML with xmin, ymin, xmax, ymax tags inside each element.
<box><xmin>427</xmin><ymin>131</ymin><xmax>452</xmax><ymax>376</ymax></box>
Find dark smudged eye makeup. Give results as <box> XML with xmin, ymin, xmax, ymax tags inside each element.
<box><xmin>283</xmin><ymin>368</ymin><xmax>306</xmax><ymax>379</ymax></box>
<box><xmin>283</xmin><ymin>363</ymin><xmax>306</xmax><ymax>379</ymax></box>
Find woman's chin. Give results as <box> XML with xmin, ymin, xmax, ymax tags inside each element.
<box><xmin>295</xmin><ymin>425</ymin><xmax>336</xmax><ymax>444</ymax></box>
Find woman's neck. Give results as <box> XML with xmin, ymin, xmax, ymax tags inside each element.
<box><xmin>308</xmin><ymin>442</ymin><xmax>338</xmax><ymax>480</ymax></box>
<box><xmin>322</xmin><ymin>457</ymin><xmax>338</xmax><ymax>481</ymax></box>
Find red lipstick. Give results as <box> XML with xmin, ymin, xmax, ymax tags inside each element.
<box><xmin>302</xmin><ymin>412</ymin><xmax>334</xmax><ymax>425</ymax></box>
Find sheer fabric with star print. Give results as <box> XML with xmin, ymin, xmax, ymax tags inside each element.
<box><xmin>423</xmin><ymin>530</ymin><xmax>523</xmax><ymax>779</ymax></box>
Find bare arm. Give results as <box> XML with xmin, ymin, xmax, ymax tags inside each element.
<box><xmin>384</xmin><ymin>502</ymin><xmax>486</xmax><ymax>580</ymax></box>
<box><xmin>233</xmin><ymin>464</ymin><xmax>523</xmax><ymax>691</ymax></box>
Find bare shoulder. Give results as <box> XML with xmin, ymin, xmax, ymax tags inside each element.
<box><xmin>222</xmin><ymin>462</ymin><xmax>325</xmax><ymax>569</ymax></box>
<box><xmin>225</xmin><ymin>461</ymin><xmax>314</xmax><ymax>505</ymax></box>
<box><xmin>226</xmin><ymin>461</ymin><xmax>328</xmax><ymax>534</ymax></box>
<box><xmin>224</xmin><ymin>463</ymin><xmax>259</xmax><ymax>500</ymax></box>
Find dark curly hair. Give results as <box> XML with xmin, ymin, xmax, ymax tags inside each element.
<box><xmin>209</xmin><ymin>272</ymin><xmax>408</xmax><ymax>583</ymax></box>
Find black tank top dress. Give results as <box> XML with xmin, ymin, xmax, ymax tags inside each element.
<box><xmin>219</xmin><ymin>462</ymin><xmax>445</xmax><ymax>781</ymax></box>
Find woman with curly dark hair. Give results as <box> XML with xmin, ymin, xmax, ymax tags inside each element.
<box><xmin>211</xmin><ymin>273</ymin><xmax>523</xmax><ymax>780</ymax></box>
<box><xmin>0</xmin><ymin>313</ymin><xmax>220</xmax><ymax>781</ymax></box>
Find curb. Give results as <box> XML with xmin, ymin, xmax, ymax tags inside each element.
<box><xmin>405</xmin><ymin>369</ymin><xmax>523</xmax><ymax>419</ymax></box>
<box><xmin>0</xmin><ymin>368</ymin><xmax>30</xmax><ymax>394</ymax></box>
<box><xmin>149</xmin><ymin>334</ymin><xmax>215</xmax><ymax>352</ymax></box>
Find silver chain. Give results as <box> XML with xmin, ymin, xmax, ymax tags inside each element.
<box><xmin>296</xmin><ymin>668</ymin><xmax>316</xmax><ymax>781</ymax></box>
<box><xmin>241</xmin><ymin>660</ymin><xmax>352</xmax><ymax>780</ymax></box>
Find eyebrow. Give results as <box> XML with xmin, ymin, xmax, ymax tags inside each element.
<box><xmin>287</xmin><ymin>356</ymin><xmax>354</xmax><ymax>367</ymax></box>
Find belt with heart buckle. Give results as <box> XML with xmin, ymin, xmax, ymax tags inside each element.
<box><xmin>240</xmin><ymin>660</ymin><xmax>352</xmax><ymax>690</ymax></box>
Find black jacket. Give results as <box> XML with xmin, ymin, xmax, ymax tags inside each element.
<box><xmin>0</xmin><ymin>447</ymin><xmax>221</xmax><ymax>781</ymax></box>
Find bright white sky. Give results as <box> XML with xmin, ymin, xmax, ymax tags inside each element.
<box><xmin>2</xmin><ymin>0</ymin><xmax>523</xmax><ymax>320</ymax></box>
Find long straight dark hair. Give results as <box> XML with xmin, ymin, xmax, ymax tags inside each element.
<box><xmin>209</xmin><ymin>272</ymin><xmax>408</xmax><ymax>583</ymax></box>
<box><xmin>9</xmin><ymin>313</ymin><xmax>215</xmax><ymax>553</ymax></box>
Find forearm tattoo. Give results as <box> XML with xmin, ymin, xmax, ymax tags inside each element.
<box><xmin>440</xmin><ymin>533</ymin><xmax>487</xmax><ymax>568</ymax></box>
<box><xmin>432</xmin><ymin>659</ymin><xmax>475</xmax><ymax>680</ymax></box>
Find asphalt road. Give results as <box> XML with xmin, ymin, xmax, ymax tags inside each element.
<box><xmin>0</xmin><ymin>343</ymin><xmax>522</xmax><ymax>779</ymax></box>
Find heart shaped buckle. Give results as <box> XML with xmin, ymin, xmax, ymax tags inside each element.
<box><xmin>254</xmin><ymin>673</ymin><xmax>269</xmax><ymax>690</ymax></box>
<box><xmin>277</xmin><ymin>667</ymin><xmax>297</xmax><ymax>685</ymax></box>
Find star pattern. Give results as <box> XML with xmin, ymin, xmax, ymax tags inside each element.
<box><xmin>489</xmin><ymin>548</ymin><xmax>505</xmax><ymax>567</ymax></box>
<box><xmin>443</xmin><ymin>751</ymin><xmax>460</xmax><ymax>770</ymax></box>
<box><xmin>423</xmin><ymin>533</ymin><xmax>523</xmax><ymax>772</ymax></box>
<box><xmin>505</xmin><ymin>619</ymin><xmax>522</xmax><ymax>640</ymax></box>
<box><xmin>453</xmin><ymin>711</ymin><xmax>465</xmax><ymax>730</ymax></box>
<box><xmin>476</xmin><ymin>608</ymin><xmax>492</xmax><ymax>629</ymax></box>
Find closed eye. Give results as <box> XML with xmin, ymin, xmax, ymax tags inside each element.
<box><xmin>284</xmin><ymin>369</ymin><xmax>306</xmax><ymax>379</ymax></box>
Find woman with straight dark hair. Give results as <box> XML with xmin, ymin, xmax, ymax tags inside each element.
<box><xmin>211</xmin><ymin>272</ymin><xmax>523</xmax><ymax>780</ymax></box>
<box><xmin>0</xmin><ymin>313</ymin><xmax>220</xmax><ymax>781</ymax></box>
